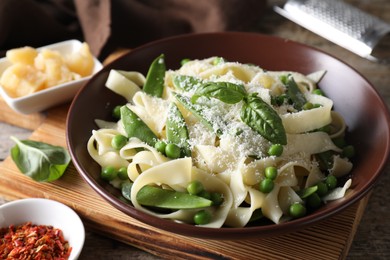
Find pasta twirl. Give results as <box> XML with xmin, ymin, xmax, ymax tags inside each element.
<box><xmin>87</xmin><ymin>56</ymin><xmax>354</xmax><ymax>228</ymax></box>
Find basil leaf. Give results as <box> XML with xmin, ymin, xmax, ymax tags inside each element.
<box><xmin>120</xmin><ymin>105</ymin><xmax>158</xmax><ymax>146</ymax></box>
<box><xmin>172</xmin><ymin>75</ymin><xmax>203</xmax><ymax>92</ymax></box>
<box><xmin>143</xmin><ymin>54</ymin><xmax>166</xmax><ymax>97</ymax></box>
<box><xmin>192</xmin><ymin>81</ymin><xmax>247</xmax><ymax>104</ymax></box>
<box><xmin>10</xmin><ymin>136</ymin><xmax>70</xmax><ymax>182</ymax></box>
<box><xmin>174</xmin><ymin>93</ymin><xmax>224</xmax><ymax>136</ymax></box>
<box><xmin>241</xmin><ymin>94</ymin><xmax>287</xmax><ymax>145</ymax></box>
<box><xmin>166</xmin><ymin>102</ymin><xmax>191</xmax><ymax>157</ymax></box>
<box><xmin>281</xmin><ymin>74</ymin><xmax>307</xmax><ymax>110</ymax></box>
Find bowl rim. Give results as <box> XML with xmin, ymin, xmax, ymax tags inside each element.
<box><xmin>66</xmin><ymin>31</ymin><xmax>390</xmax><ymax>239</ymax></box>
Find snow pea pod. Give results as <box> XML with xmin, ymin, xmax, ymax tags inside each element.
<box><xmin>166</xmin><ymin>102</ymin><xmax>191</xmax><ymax>157</ymax></box>
<box><xmin>143</xmin><ymin>54</ymin><xmax>165</xmax><ymax>97</ymax></box>
<box><xmin>136</xmin><ymin>185</ymin><xmax>213</xmax><ymax>209</ymax></box>
<box><xmin>172</xmin><ymin>75</ymin><xmax>203</xmax><ymax>92</ymax></box>
<box><xmin>174</xmin><ymin>93</ymin><xmax>223</xmax><ymax>136</ymax></box>
<box><xmin>120</xmin><ymin>106</ymin><xmax>158</xmax><ymax>146</ymax></box>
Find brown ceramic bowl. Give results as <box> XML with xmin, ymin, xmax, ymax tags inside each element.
<box><xmin>66</xmin><ymin>32</ymin><xmax>390</xmax><ymax>239</ymax></box>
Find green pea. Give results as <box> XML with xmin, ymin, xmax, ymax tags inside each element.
<box><xmin>193</xmin><ymin>210</ymin><xmax>212</xmax><ymax>225</ymax></box>
<box><xmin>180</xmin><ymin>58</ymin><xmax>190</xmax><ymax>66</ymax></box>
<box><xmin>117</xmin><ymin>166</ymin><xmax>128</xmax><ymax>180</ymax></box>
<box><xmin>212</xmin><ymin>57</ymin><xmax>225</xmax><ymax>65</ymax></box>
<box><xmin>111</xmin><ymin>134</ymin><xmax>127</xmax><ymax>150</ymax></box>
<box><xmin>259</xmin><ymin>179</ymin><xmax>274</xmax><ymax>193</ymax></box>
<box><xmin>313</xmin><ymin>103</ymin><xmax>322</xmax><ymax>108</ymax></box>
<box><xmin>312</xmin><ymin>89</ymin><xmax>324</xmax><ymax>96</ymax></box>
<box><xmin>101</xmin><ymin>166</ymin><xmax>117</xmax><ymax>181</ymax></box>
<box><xmin>302</xmin><ymin>102</ymin><xmax>314</xmax><ymax>110</ymax></box>
<box><xmin>316</xmin><ymin>182</ymin><xmax>328</xmax><ymax>197</ymax></box>
<box><xmin>154</xmin><ymin>140</ymin><xmax>167</xmax><ymax>154</ymax></box>
<box><xmin>210</xmin><ymin>192</ymin><xmax>224</xmax><ymax>206</ymax></box>
<box><xmin>307</xmin><ymin>193</ymin><xmax>322</xmax><ymax>208</ymax></box>
<box><xmin>268</xmin><ymin>144</ymin><xmax>283</xmax><ymax>157</ymax></box>
<box><xmin>326</xmin><ymin>175</ymin><xmax>338</xmax><ymax>190</ymax></box>
<box><xmin>165</xmin><ymin>143</ymin><xmax>181</xmax><ymax>159</ymax></box>
<box><xmin>187</xmin><ymin>180</ymin><xmax>204</xmax><ymax>195</ymax></box>
<box><xmin>289</xmin><ymin>203</ymin><xmax>307</xmax><ymax>218</ymax></box>
<box><xmin>265</xmin><ymin>166</ymin><xmax>278</xmax><ymax>180</ymax></box>
<box><xmin>342</xmin><ymin>145</ymin><xmax>355</xmax><ymax>159</ymax></box>
<box><xmin>112</xmin><ymin>105</ymin><xmax>122</xmax><ymax>119</ymax></box>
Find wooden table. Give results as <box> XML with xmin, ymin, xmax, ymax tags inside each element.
<box><xmin>1</xmin><ymin>0</ymin><xmax>389</xmax><ymax>259</ymax></box>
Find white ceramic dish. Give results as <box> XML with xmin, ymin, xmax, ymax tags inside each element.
<box><xmin>0</xmin><ymin>39</ymin><xmax>103</xmax><ymax>114</ymax></box>
<box><xmin>0</xmin><ymin>198</ymin><xmax>85</xmax><ymax>259</ymax></box>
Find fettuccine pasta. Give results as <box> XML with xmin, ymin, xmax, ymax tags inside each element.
<box><xmin>87</xmin><ymin>56</ymin><xmax>353</xmax><ymax>228</ymax></box>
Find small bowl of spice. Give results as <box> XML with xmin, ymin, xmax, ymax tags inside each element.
<box><xmin>0</xmin><ymin>198</ymin><xmax>85</xmax><ymax>259</ymax></box>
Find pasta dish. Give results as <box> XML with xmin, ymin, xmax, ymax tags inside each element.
<box><xmin>87</xmin><ymin>55</ymin><xmax>353</xmax><ymax>228</ymax></box>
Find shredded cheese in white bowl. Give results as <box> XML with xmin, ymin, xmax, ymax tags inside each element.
<box><xmin>0</xmin><ymin>40</ymin><xmax>102</xmax><ymax>114</ymax></box>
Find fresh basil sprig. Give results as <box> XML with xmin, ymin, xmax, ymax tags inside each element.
<box><xmin>189</xmin><ymin>79</ymin><xmax>287</xmax><ymax>144</ymax></box>
<box><xmin>241</xmin><ymin>94</ymin><xmax>287</xmax><ymax>145</ymax></box>
<box><xmin>191</xmin><ymin>81</ymin><xmax>247</xmax><ymax>104</ymax></box>
<box><xmin>10</xmin><ymin>136</ymin><xmax>71</xmax><ymax>182</ymax></box>
<box><xmin>280</xmin><ymin>74</ymin><xmax>307</xmax><ymax>110</ymax></box>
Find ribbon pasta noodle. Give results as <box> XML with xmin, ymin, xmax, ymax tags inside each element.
<box><xmin>87</xmin><ymin>56</ymin><xmax>354</xmax><ymax>228</ymax></box>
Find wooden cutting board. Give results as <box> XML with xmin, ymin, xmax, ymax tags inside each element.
<box><xmin>0</xmin><ymin>100</ymin><xmax>368</xmax><ymax>260</ymax></box>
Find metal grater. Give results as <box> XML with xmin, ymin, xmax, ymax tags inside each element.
<box><xmin>274</xmin><ymin>0</ymin><xmax>390</xmax><ymax>62</ymax></box>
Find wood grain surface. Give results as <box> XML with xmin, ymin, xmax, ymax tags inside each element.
<box><xmin>1</xmin><ymin>0</ymin><xmax>390</xmax><ymax>259</ymax></box>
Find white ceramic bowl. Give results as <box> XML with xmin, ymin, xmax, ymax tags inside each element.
<box><xmin>0</xmin><ymin>39</ymin><xmax>103</xmax><ymax>114</ymax></box>
<box><xmin>0</xmin><ymin>198</ymin><xmax>85</xmax><ymax>259</ymax></box>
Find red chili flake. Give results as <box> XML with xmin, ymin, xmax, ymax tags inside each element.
<box><xmin>0</xmin><ymin>222</ymin><xmax>72</xmax><ymax>259</ymax></box>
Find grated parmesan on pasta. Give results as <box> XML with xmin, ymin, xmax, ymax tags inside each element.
<box><xmin>87</xmin><ymin>57</ymin><xmax>353</xmax><ymax>228</ymax></box>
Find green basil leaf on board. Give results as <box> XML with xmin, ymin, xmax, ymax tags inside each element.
<box><xmin>241</xmin><ymin>94</ymin><xmax>287</xmax><ymax>145</ymax></box>
<box><xmin>10</xmin><ymin>136</ymin><xmax>71</xmax><ymax>182</ymax></box>
<box><xmin>191</xmin><ymin>81</ymin><xmax>247</xmax><ymax>104</ymax></box>
<box><xmin>143</xmin><ymin>54</ymin><xmax>166</xmax><ymax>97</ymax></box>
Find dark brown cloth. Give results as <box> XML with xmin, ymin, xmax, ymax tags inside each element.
<box><xmin>0</xmin><ymin>0</ymin><xmax>267</xmax><ymax>60</ymax></box>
